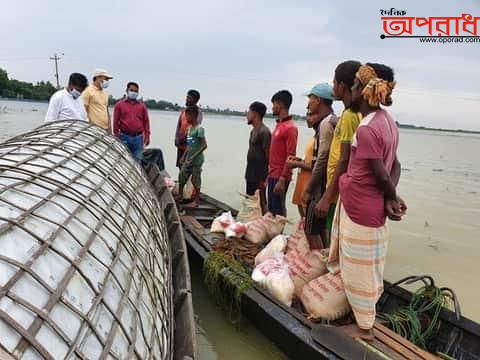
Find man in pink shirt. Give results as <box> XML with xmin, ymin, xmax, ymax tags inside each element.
<box><xmin>328</xmin><ymin>63</ymin><xmax>407</xmax><ymax>341</ymax></box>
<box><xmin>113</xmin><ymin>82</ymin><xmax>150</xmax><ymax>161</ymax></box>
<box><xmin>268</xmin><ymin>90</ymin><xmax>298</xmax><ymax>216</ymax></box>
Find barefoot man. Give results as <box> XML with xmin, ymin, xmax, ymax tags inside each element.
<box><xmin>328</xmin><ymin>63</ymin><xmax>407</xmax><ymax>341</ymax></box>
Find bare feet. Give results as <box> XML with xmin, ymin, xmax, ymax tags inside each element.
<box><xmin>340</xmin><ymin>324</ymin><xmax>374</xmax><ymax>342</ymax></box>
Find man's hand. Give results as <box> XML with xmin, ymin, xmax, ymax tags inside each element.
<box><xmin>314</xmin><ymin>195</ymin><xmax>330</xmax><ymax>218</ymax></box>
<box><xmin>144</xmin><ymin>138</ymin><xmax>150</xmax><ymax>146</ymax></box>
<box><xmin>385</xmin><ymin>197</ymin><xmax>407</xmax><ymax>221</ymax></box>
<box><xmin>273</xmin><ymin>178</ymin><xmax>286</xmax><ymax>195</ymax></box>
<box><xmin>286</xmin><ymin>158</ymin><xmax>297</xmax><ymax>169</ymax></box>
<box><xmin>301</xmin><ymin>190</ymin><xmax>311</xmax><ymax>208</ymax></box>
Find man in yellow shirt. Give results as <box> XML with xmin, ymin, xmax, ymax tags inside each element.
<box><xmin>314</xmin><ymin>61</ymin><xmax>362</xmax><ymax>238</ymax></box>
<box><xmin>82</xmin><ymin>69</ymin><xmax>113</xmax><ymax>131</ymax></box>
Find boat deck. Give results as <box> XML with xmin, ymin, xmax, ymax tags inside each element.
<box><xmin>177</xmin><ymin>193</ymin><xmax>469</xmax><ymax>360</ymax></box>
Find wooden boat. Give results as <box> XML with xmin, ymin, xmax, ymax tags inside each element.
<box><xmin>178</xmin><ymin>192</ymin><xmax>480</xmax><ymax>360</ymax></box>
<box><xmin>0</xmin><ymin>121</ymin><xmax>196</xmax><ymax>359</ymax></box>
<box><xmin>144</xmin><ymin>164</ymin><xmax>196</xmax><ymax>360</ymax></box>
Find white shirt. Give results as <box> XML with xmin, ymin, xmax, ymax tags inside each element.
<box><xmin>45</xmin><ymin>89</ymin><xmax>87</xmax><ymax>122</ymax></box>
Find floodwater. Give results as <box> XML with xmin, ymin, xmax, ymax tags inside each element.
<box><xmin>1</xmin><ymin>100</ymin><xmax>479</xmax><ymax>358</ymax></box>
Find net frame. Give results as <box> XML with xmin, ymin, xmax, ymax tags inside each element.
<box><xmin>0</xmin><ymin>121</ymin><xmax>173</xmax><ymax>359</ymax></box>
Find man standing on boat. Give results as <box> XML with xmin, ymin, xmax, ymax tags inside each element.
<box><xmin>313</xmin><ymin>61</ymin><xmax>362</xmax><ymax>242</ymax></box>
<box><xmin>268</xmin><ymin>90</ymin><xmax>298</xmax><ymax>216</ymax></box>
<box><xmin>113</xmin><ymin>82</ymin><xmax>150</xmax><ymax>161</ymax></box>
<box><xmin>45</xmin><ymin>73</ymin><xmax>88</xmax><ymax>122</ymax></box>
<box><xmin>175</xmin><ymin>89</ymin><xmax>203</xmax><ymax>168</ymax></box>
<box><xmin>176</xmin><ymin>105</ymin><xmax>207</xmax><ymax>208</ymax></box>
<box><xmin>82</xmin><ymin>68</ymin><xmax>113</xmax><ymax>132</ymax></box>
<box><xmin>328</xmin><ymin>63</ymin><xmax>406</xmax><ymax>341</ymax></box>
<box><xmin>299</xmin><ymin>83</ymin><xmax>337</xmax><ymax>249</ymax></box>
<box><xmin>245</xmin><ymin>101</ymin><xmax>271</xmax><ymax>213</ymax></box>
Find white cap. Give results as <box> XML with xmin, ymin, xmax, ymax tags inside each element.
<box><xmin>92</xmin><ymin>68</ymin><xmax>113</xmax><ymax>79</ymax></box>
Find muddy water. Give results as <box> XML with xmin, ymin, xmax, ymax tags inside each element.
<box><xmin>1</xmin><ymin>100</ymin><xmax>479</xmax><ymax>359</ymax></box>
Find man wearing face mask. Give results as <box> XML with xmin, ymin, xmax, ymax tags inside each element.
<box><xmin>82</xmin><ymin>68</ymin><xmax>113</xmax><ymax>131</ymax></box>
<box><xmin>45</xmin><ymin>73</ymin><xmax>88</xmax><ymax>122</ymax></box>
<box><xmin>113</xmin><ymin>81</ymin><xmax>150</xmax><ymax>161</ymax></box>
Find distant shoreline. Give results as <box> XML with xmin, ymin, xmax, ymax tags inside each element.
<box><xmin>1</xmin><ymin>97</ymin><xmax>479</xmax><ymax>135</ymax></box>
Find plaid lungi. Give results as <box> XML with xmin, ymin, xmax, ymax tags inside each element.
<box><xmin>327</xmin><ymin>200</ymin><xmax>389</xmax><ymax>329</ymax></box>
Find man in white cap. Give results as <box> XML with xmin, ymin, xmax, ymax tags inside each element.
<box><xmin>82</xmin><ymin>68</ymin><xmax>113</xmax><ymax>131</ymax></box>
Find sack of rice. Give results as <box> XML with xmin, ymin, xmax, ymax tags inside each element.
<box><xmin>284</xmin><ymin>224</ymin><xmax>328</xmax><ymax>294</ymax></box>
<box><xmin>224</xmin><ymin>221</ymin><xmax>248</xmax><ymax>238</ymax></box>
<box><xmin>254</xmin><ymin>234</ymin><xmax>288</xmax><ymax>266</ymax></box>
<box><xmin>285</xmin><ymin>222</ymin><xmax>310</xmax><ymax>256</ymax></box>
<box><xmin>266</xmin><ymin>263</ymin><xmax>295</xmax><ymax>307</ymax></box>
<box><xmin>299</xmin><ymin>272</ymin><xmax>350</xmax><ymax>321</ymax></box>
<box><xmin>237</xmin><ymin>191</ymin><xmax>262</xmax><ymax>223</ymax></box>
<box><xmin>174</xmin><ymin>177</ymin><xmax>195</xmax><ymax>199</ymax></box>
<box><xmin>285</xmin><ymin>248</ymin><xmax>328</xmax><ymax>295</ymax></box>
<box><xmin>251</xmin><ymin>253</ymin><xmax>294</xmax><ymax>306</ymax></box>
<box><xmin>210</xmin><ymin>211</ymin><xmax>234</xmax><ymax>233</ymax></box>
<box><xmin>245</xmin><ymin>213</ymin><xmax>288</xmax><ymax>244</ymax></box>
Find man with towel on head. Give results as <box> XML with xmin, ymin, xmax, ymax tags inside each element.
<box><xmin>328</xmin><ymin>62</ymin><xmax>406</xmax><ymax>341</ymax></box>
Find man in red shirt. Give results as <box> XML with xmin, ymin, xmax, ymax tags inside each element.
<box><xmin>113</xmin><ymin>82</ymin><xmax>150</xmax><ymax>161</ymax></box>
<box><xmin>268</xmin><ymin>90</ymin><xmax>298</xmax><ymax>216</ymax></box>
<box><xmin>175</xmin><ymin>89</ymin><xmax>203</xmax><ymax>168</ymax></box>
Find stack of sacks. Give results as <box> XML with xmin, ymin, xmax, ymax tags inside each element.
<box><xmin>251</xmin><ymin>253</ymin><xmax>294</xmax><ymax>306</ymax></box>
<box><xmin>210</xmin><ymin>211</ymin><xmax>248</xmax><ymax>238</ymax></box>
<box><xmin>244</xmin><ymin>213</ymin><xmax>288</xmax><ymax>244</ymax></box>
<box><xmin>284</xmin><ymin>223</ymin><xmax>328</xmax><ymax>295</ymax></box>
<box><xmin>236</xmin><ymin>190</ymin><xmax>262</xmax><ymax>223</ymax></box>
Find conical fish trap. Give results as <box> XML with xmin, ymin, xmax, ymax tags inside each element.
<box><xmin>0</xmin><ymin>121</ymin><xmax>172</xmax><ymax>359</ymax></box>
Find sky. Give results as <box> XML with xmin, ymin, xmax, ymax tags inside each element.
<box><xmin>1</xmin><ymin>0</ymin><xmax>479</xmax><ymax>130</ymax></box>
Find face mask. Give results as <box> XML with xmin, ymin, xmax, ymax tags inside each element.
<box><xmin>101</xmin><ymin>80</ymin><xmax>110</xmax><ymax>89</ymax></box>
<box><xmin>127</xmin><ymin>91</ymin><xmax>138</xmax><ymax>100</ymax></box>
<box><xmin>70</xmin><ymin>88</ymin><xmax>81</xmax><ymax>99</ymax></box>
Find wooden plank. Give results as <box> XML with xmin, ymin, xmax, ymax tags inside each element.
<box><xmin>373</xmin><ymin>328</ymin><xmax>424</xmax><ymax>360</ymax></box>
<box><xmin>310</xmin><ymin>325</ymin><xmax>384</xmax><ymax>360</ymax></box>
<box><xmin>374</xmin><ymin>323</ymin><xmax>439</xmax><ymax>360</ymax></box>
<box><xmin>181</xmin><ymin>215</ymin><xmax>205</xmax><ymax>232</ymax></box>
<box><xmin>181</xmin><ymin>215</ymin><xmax>215</xmax><ymax>249</ymax></box>
<box><xmin>369</xmin><ymin>339</ymin><xmax>406</xmax><ymax>360</ymax></box>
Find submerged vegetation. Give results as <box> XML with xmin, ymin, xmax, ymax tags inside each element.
<box><xmin>203</xmin><ymin>251</ymin><xmax>253</xmax><ymax>324</ymax></box>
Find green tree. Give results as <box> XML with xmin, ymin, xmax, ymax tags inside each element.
<box><xmin>0</xmin><ymin>68</ymin><xmax>8</xmax><ymax>96</ymax></box>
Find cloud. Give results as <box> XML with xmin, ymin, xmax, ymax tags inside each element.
<box><xmin>1</xmin><ymin>0</ymin><xmax>479</xmax><ymax>129</ymax></box>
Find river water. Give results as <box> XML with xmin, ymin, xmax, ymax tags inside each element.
<box><xmin>1</xmin><ymin>100</ymin><xmax>479</xmax><ymax>359</ymax></box>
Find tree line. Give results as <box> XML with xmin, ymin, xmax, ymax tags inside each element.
<box><xmin>0</xmin><ymin>68</ymin><xmax>57</xmax><ymax>101</ymax></box>
<box><xmin>0</xmin><ymin>67</ymin><xmax>303</xmax><ymax>119</ymax></box>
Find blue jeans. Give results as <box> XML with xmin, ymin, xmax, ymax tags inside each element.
<box><xmin>267</xmin><ymin>177</ymin><xmax>290</xmax><ymax>216</ymax></box>
<box><xmin>120</xmin><ymin>133</ymin><xmax>144</xmax><ymax>161</ymax></box>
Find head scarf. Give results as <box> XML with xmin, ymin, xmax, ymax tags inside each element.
<box><xmin>356</xmin><ymin>65</ymin><xmax>396</xmax><ymax>107</ymax></box>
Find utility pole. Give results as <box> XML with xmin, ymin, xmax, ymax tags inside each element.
<box><xmin>49</xmin><ymin>53</ymin><xmax>62</xmax><ymax>89</ymax></box>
